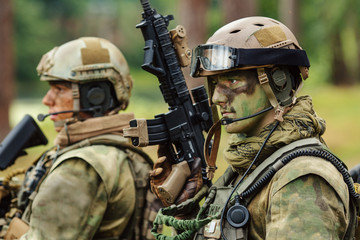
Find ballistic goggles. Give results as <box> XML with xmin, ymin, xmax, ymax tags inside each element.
<box><xmin>190</xmin><ymin>44</ymin><xmax>310</xmax><ymax>77</ymax></box>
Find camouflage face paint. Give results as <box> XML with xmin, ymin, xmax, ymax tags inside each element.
<box><xmin>211</xmin><ymin>69</ymin><xmax>271</xmax><ymax>135</ymax></box>
<box><xmin>211</xmin><ymin>70</ymin><xmax>257</xmax><ymax>104</ymax></box>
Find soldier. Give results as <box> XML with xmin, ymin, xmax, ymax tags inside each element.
<box><xmin>150</xmin><ymin>17</ymin><xmax>359</xmax><ymax>239</ymax></box>
<box><xmin>2</xmin><ymin>37</ymin><xmax>159</xmax><ymax>240</ymax></box>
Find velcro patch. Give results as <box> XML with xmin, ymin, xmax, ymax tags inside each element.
<box><xmin>254</xmin><ymin>26</ymin><xmax>286</xmax><ymax>47</ymax></box>
<box><xmin>81</xmin><ymin>38</ymin><xmax>110</xmax><ymax>65</ymax></box>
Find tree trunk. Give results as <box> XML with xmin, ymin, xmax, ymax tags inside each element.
<box><xmin>278</xmin><ymin>0</ymin><xmax>299</xmax><ymax>37</ymax></box>
<box><xmin>0</xmin><ymin>0</ymin><xmax>14</xmax><ymax>141</ymax></box>
<box><xmin>178</xmin><ymin>0</ymin><xmax>209</xmax><ymax>90</ymax></box>
<box><xmin>222</xmin><ymin>0</ymin><xmax>257</xmax><ymax>24</ymax></box>
<box><xmin>332</xmin><ymin>33</ymin><xmax>354</xmax><ymax>86</ymax></box>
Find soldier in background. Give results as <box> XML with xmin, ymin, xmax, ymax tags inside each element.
<box><xmin>1</xmin><ymin>37</ymin><xmax>160</xmax><ymax>240</ymax></box>
<box><xmin>150</xmin><ymin>17</ymin><xmax>359</xmax><ymax>239</ymax></box>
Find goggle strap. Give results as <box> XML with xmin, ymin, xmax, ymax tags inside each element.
<box><xmin>235</xmin><ymin>48</ymin><xmax>310</xmax><ymax>68</ymax></box>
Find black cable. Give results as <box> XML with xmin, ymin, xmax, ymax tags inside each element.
<box><xmin>220</xmin><ymin>106</ymin><xmax>274</xmax><ymax>125</ymax></box>
<box><xmin>220</xmin><ymin>120</ymin><xmax>280</xmax><ymax>240</ymax></box>
<box><xmin>241</xmin><ymin>148</ymin><xmax>360</xmax><ymax>200</ymax></box>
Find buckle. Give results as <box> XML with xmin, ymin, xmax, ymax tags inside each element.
<box><xmin>257</xmin><ymin>68</ymin><xmax>269</xmax><ymax>85</ymax></box>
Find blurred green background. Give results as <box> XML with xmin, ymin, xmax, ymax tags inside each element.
<box><xmin>1</xmin><ymin>0</ymin><xmax>360</xmax><ymax>178</ymax></box>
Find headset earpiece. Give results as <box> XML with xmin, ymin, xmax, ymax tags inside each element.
<box><xmin>79</xmin><ymin>81</ymin><xmax>118</xmax><ymax>117</ymax></box>
<box><xmin>271</xmin><ymin>67</ymin><xmax>288</xmax><ymax>90</ymax></box>
<box><xmin>87</xmin><ymin>86</ymin><xmax>106</xmax><ymax>106</ymax></box>
<box><xmin>267</xmin><ymin>66</ymin><xmax>294</xmax><ymax>107</ymax></box>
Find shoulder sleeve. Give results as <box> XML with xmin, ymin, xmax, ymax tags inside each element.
<box><xmin>265</xmin><ymin>156</ymin><xmax>350</xmax><ymax>239</ymax></box>
<box><xmin>50</xmin><ymin>145</ymin><xmax>130</xmax><ymax>195</ymax></box>
<box><xmin>20</xmin><ymin>158</ymin><xmax>106</xmax><ymax>240</ymax></box>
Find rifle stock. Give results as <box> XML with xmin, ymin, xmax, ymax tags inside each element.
<box><xmin>124</xmin><ymin>0</ymin><xmax>213</xmax><ymax>204</ymax></box>
<box><xmin>0</xmin><ymin>115</ymin><xmax>48</xmax><ymax>170</ymax></box>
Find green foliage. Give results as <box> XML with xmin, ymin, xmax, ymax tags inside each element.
<box><xmin>14</xmin><ymin>0</ymin><xmax>62</xmax><ymax>98</ymax></box>
<box><xmin>258</xmin><ymin>0</ymin><xmax>279</xmax><ymax>19</ymax></box>
<box><xmin>207</xmin><ymin>1</ymin><xmax>224</xmax><ymax>38</ymax></box>
<box><xmin>12</xmin><ymin>0</ymin><xmax>360</xmax><ymax>99</ymax></box>
<box><xmin>40</xmin><ymin>0</ymin><xmax>87</xmax><ymax>18</ymax></box>
<box><xmin>301</xmin><ymin>0</ymin><xmax>360</xmax><ymax>84</ymax></box>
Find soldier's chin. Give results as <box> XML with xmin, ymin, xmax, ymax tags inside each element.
<box><xmin>224</xmin><ymin>120</ymin><xmax>253</xmax><ymax>135</ymax></box>
<box><xmin>224</xmin><ymin>122</ymin><xmax>239</xmax><ymax>134</ymax></box>
<box><xmin>55</xmin><ymin>126</ymin><xmax>63</xmax><ymax>132</ymax></box>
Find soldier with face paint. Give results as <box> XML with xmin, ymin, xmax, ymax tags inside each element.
<box><xmin>210</xmin><ymin>70</ymin><xmax>271</xmax><ymax>136</ymax></box>
<box><xmin>149</xmin><ymin>17</ymin><xmax>359</xmax><ymax>240</ymax></box>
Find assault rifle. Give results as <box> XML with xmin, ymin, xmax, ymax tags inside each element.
<box><xmin>124</xmin><ymin>0</ymin><xmax>213</xmax><ymax>204</ymax></box>
<box><xmin>0</xmin><ymin>115</ymin><xmax>48</xmax><ymax>170</ymax></box>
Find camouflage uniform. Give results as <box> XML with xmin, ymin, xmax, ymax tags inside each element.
<box><xmin>192</xmin><ymin>146</ymin><xmax>350</xmax><ymax>240</ymax></box>
<box><xmin>19</xmin><ymin>142</ymin><xmax>136</xmax><ymax>240</ymax></box>
<box><xmin>248</xmin><ymin>156</ymin><xmax>349</xmax><ymax>239</ymax></box>
<box><xmin>14</xmin><ymin>113</ymin><xmax>151</xmax><ymax>240</ymax></box>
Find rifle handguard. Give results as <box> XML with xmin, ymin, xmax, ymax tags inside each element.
<box><xmin>157</xmin><ymin>161</ymin><xmax>191</xmax><ymax>206</ymax></box>
<box><xmin>123</xmin><ymin>119</ymin><xmax>149</xmax><ymax>147</ymax></box>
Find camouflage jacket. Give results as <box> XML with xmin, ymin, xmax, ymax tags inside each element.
<box><xmin>247</xmin><ymin>155</ymin><xmax>349</xmax><ymax>239</ymax></box>
<box><xmin>196</xmin><ymin>138</ymin><xmax>351</xmax><ymax>240</ymax></box>
<box><xmin>19</xmin><ymin>140</ymin><xmax>136</xmax><ymax>240</ymax></box>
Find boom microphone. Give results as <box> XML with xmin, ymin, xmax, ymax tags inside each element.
<box><xmin>220</xmin><ymin>106</ymin><xmax>274</xmax><ymax>125</ymax></box>
<box><xmin>37</xmin><ymin>107</ymin><xmax>101</xmax><ymax>122</ymax></box>
<box><xmin>37</xmin><ymin>110</ymin><xmax>76</xmax><ymax>122</ymax></box>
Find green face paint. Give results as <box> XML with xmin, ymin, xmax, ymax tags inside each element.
<box><xmin>211</xmin><ymin>69</ymin><xmax>271</xmax><ymax>135</ymax></box>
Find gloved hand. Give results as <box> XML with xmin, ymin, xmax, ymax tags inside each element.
<box><xmin>175</xmin><ymin>157</ymin><xmax>203</xmax><ymax>205</ymax></box>
<box><xmin>150</xmin><ymin>144</ymin><xmax>203</xmax><ymax>207</ymax></box>
<box><xmin>149</xmin><ymin>144</ymin><xmax>173</xmax><ymax>207</ymax></box>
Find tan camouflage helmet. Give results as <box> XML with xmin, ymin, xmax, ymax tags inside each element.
<box><xmin>191</xmin><ymin>16</ymin><xmax>309</xmax><ymax>79</ymax></box>
<box><xmin>36</xmin><ymin>37</ymin><xmax>133</xmax><ymax>111</ymax></box>
<box><xmin>190</xmin><ymin>16</ymin><xmax>311</xmax><ymax>121</ymax></box>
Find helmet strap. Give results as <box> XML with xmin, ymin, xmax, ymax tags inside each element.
<box><xmin>71</xmin><ymin>82</ymin><xmax>81</xmax><ymax>119</ymax></box>
<box><xmin>256</xmin><ymin>68</ymin><xmax>285</xmax><ymax>122</ymax></box>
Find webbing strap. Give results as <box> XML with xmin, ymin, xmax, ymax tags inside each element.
<box><xmin>256</xmin><ymin>68</ymin><xmax>285</xmax><ymax>121</ymax></box>
<box><xmin>71</xmin><ymin>83</ymin><xmax>80</xmax><ymax>116</ymax></box>
<box><xmin>256</xmin><ymin>68</ymin><xmax>278</xmax><ymax>107</ymax></box>
<box><xmin>50</xmin><ymin>134</ymin><xmax>154</xmax><ymax>168</ymax></box>
<box><xmin>235</xmin><ymin>138</ymin><xmax>322</xmax><ymax>197</ymax></box>
<box><xmin>204</xmin><ymin>120</ymin><xmax>221</xmax><ymax>180</ymax></box>
<box><xmin>235</xmin><ymin>48</ymin><xmax>310</xmax><ymax>67</ymax></box>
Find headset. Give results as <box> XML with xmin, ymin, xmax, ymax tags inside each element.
<box><xmin>79</xmin><ymin>81</ymin><xmax>119</xmax><ymax>117</ymax></box>
<box><xmin>267</xmin><ymin>66</ymin><xmax>298</xmax><ymax>107</ymax></box>
<box><xmin>38</xmin><ymin>81</ymin><xmax>119</xmax><ymax>121</ymax></box>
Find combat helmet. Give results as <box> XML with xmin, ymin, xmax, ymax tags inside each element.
<box><xmin>37</xmin><ymin>37</ymin><xmax>133</xmax><ymax>118</ymax></box>
<box><xmin>190</xmin><ymin>16</ymin><xmax>310</xmax><ymax>121</ymax></box>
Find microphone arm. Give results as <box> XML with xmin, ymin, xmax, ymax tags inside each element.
<box><xmin>37</xmin><ymin>107</ymin><xmax>101</xmax><ymax>122</ymax></box>
<box><xmin>37</xmin><ymin>110</ymin><xmax>75</xmax><ymax>121</ymax></box>
<box><xmin>220</xmin><ymin>106</ymin><xmax>274</xmax><ymax>125</ymax></box>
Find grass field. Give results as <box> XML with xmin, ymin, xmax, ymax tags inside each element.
<box><xmin>3</xmin><ymin>81</ymin><xmax>360</xmax><ymax>182</ymax></box>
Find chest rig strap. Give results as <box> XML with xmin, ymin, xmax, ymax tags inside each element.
<box><xmin>234</xmin><ymin>138</ymin><xmax>323</xmax><ymax>204</ymax></box>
